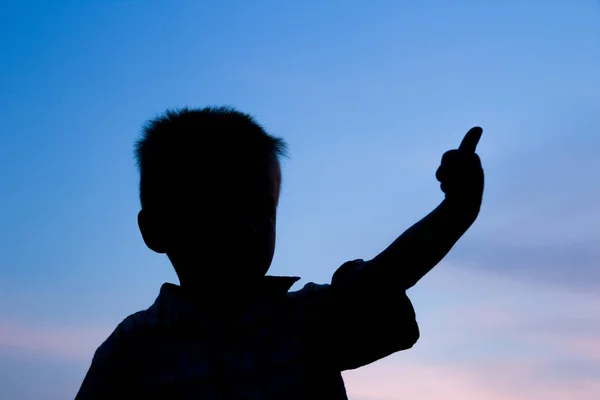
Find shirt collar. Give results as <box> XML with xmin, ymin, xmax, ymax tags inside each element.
<box><xmin>151</xmin><ymin>276</ymin><xmax>301</xmax><ymax>326</ymax></box>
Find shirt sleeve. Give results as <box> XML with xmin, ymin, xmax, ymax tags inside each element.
<box><xmin>289</xmin><ymin>259</ymin><xmax>420</xmax><ymax>371</ymax></box>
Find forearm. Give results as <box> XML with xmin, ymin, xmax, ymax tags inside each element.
<box><xmin>334</xmin><ymin>127</ymin><xmax>484</xmax><ymax>293</ymax></box>
<box><xmin>367</xmin><ymin>199</ymin><xmax>478</xmax><ymax>290</ymax></box>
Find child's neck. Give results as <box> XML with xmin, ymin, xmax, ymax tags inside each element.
<box><xmin>180</xmin><ymin>275</ymin><xmax>260</xmax><ymax>301</ymax></box>
<box><xmin>177</xmin><ymin>278</ymin><xmax>261</xmax><ymax>321</ymax></box>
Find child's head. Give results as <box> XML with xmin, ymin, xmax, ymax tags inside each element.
<box><xmin>134</xmin><ymin>107</ymin><xmax>288</xmax><ymax>286</ymax></box>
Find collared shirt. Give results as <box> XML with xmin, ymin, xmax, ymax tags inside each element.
<box><xmin>75</xmin><ymin>259</ymin><xmax>419</xmax><ymax>400</ymax></box>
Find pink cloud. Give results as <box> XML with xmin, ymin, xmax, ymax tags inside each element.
<box><xmin>344</xmin><ymin>359</ymin><xmax>600</xmax><ymax>400</ymax></box>
<box><xmin>536</xmin><ymin>335</ymin><xmax>600</xmax><ymax>363</ymax></box>
<box><xmin>567</xmin><ymin>338</ymin><xmax>600</xmax><ymax>361</ymax></box>
<box><xmin>0</xmin><ymin>320</ymin><xmax>110</xmax><ymax>361</ymax></box>
<box><xmin>345</xmin><ymin>362</ymin><xmax>504</xmax><ymax>400</ymax></box>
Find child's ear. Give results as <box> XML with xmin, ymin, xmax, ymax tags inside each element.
<box><xmin>138</xmin><ymin>209</ymin><xmax>168</xmax><ymax>254</ymax></box>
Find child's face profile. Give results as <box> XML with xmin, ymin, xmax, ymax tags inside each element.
<box><xmin>152</xmin><ymin>157</ymin><xmax>281</xmax><ymax>283</ymax></box>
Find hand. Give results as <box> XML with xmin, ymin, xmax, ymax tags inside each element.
<box><xmin>435</xmin><ymin>127</ymin><xmax>484</xmax><ymax>216</ymax></box>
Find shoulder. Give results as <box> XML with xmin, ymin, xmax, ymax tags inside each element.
<box><xmin>76</xmin><ymin>301</ymin><xmax>168</xmax><ymax>399</ymax></box>
<box><xmin>285</xmin><ymin>259</ymin><xmax>367</xmax><ymax>302</ymax></box>
<box><xmin>114</xmin><ymin>307</ymin><xmax>160</xmax><ymax>339</ymax></box>
<box><xmin>93</xmin><ymin>305</ymin><xmax>160</xmax><ymax>361</ymax></box>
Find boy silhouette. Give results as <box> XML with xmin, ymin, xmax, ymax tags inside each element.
<box><xmin>75</xmin><ymin>107</ymin><xmax>484</xmax><ymax>399</ymax></box>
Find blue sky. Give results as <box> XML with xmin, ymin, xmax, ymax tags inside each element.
<box><xmin>1</xmin><ymin>1</ymin><xmax>599</xmax><ymax>399</ymax></box>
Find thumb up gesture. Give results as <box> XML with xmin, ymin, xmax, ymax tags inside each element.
<box><xmin>435</xmin><ymin>127</ymin><xmax>485</xmax><ymax>216</ymax></box>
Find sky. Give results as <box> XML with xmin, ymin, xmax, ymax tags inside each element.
<box><xmin>0</xmin><ymin>0</ymin><xmax>599</xmax><ymax>399</ymax></box>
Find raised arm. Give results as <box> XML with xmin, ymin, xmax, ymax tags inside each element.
<box><xmin>349</xmin><ymin>127</ymin><xmax>485</xmax><ymax>291</ymax></box>
<box><xmin>311</xmin><ymin>127</ymin><xmax>485</xmax><ymax>371</ymax></box>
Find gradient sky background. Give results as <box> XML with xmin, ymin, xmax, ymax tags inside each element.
<box><xmin>1</xmin><ymin>1</ymin><xmax>599</xmax><ymax>399</ymax></box>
